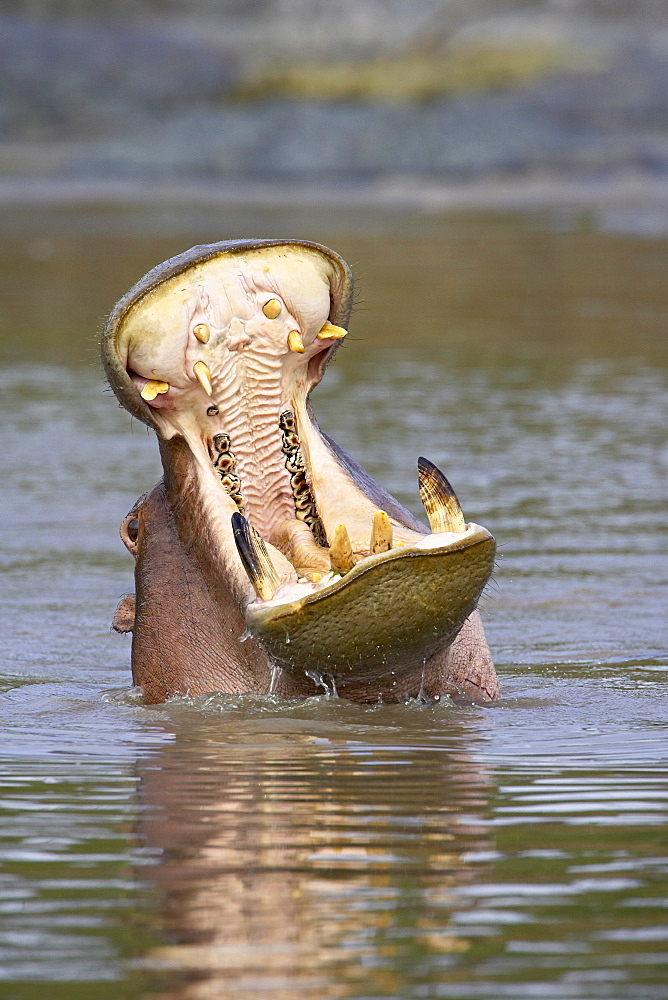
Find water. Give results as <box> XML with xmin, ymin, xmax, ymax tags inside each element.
<box><xmin>0</xmin><ymin>201</ymin><xmax>667</xmax><ymax>999</ymax></box>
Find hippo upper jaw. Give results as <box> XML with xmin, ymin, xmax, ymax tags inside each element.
<box><xmin>104</xmin><ymin>239</ymin><xmax>498</xmax><ymax>704</ymax></box>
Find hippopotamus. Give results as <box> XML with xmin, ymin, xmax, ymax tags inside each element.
<box><xmin>103</xmin><ymin>239</ymin><xmax>499</xmax><ymax>704</ymax></box>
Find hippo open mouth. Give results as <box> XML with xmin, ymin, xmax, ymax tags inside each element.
<box><xmin>103</xmin><ymin>239</ymin><xmax>498</xmax><ymax>704</ymax></box>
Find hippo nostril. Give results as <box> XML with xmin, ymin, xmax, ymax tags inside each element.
<box><xmin>127</xmin><ymin>518</ymin><xmax>139</xmax><ymax>542</ymax></box>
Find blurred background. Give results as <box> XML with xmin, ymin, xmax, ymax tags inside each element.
<box><xmin>1</xmin><ymin>5</ymin><xmax>668</xmax><ymax>1000</ymax></box>
<box><xmin>2</xmin><ymin>0</ymin><xmax>668</xmax><ymax>195</ymax></box>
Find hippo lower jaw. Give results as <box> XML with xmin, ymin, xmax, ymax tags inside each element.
<box><xmin>103</xmin><ymin>239</ymin><xmax>498</xmax><ymax>704</ymax></box>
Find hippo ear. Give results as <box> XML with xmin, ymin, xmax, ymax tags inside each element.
<box><xmin>112</xmin><ymin>593</ymin><xmax>135</xmax><ymax>634</ymax></box>
<box><xmin>119</xmin><ymin>493</ymin><xmax>148</xmax><ymax>557</ymax></box>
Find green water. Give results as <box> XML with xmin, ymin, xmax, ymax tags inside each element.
<box><xmin>1</xmin><ymin>201</ymin><xmax>667</xmax><ymax>999</ymax></box>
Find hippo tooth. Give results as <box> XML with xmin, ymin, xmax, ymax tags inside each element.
<box><xmin>418</xmin><ymin>457</ymin><xmax>466</xmax><ymax>534</ymax></box>
<box><xmin>231</xmin><ymin>512</ymin><xmax>280</xmax><ymax>601</ymax></box>
<box><xmin>262</xmin><ymin>298</ymin><xmax>282</xmax><ymax>319</ymax></box>
<box><xmin>316</xmin><ymin>322</ymin><xmax>348</xmax><ymax>340</ymax></box>
<box><xmin>287</xmin><ymin>330</ymin><xmax>305</xmax><ymax>354</ymax></box>
<box><xmin>369</xmin><ymin>510</ymin><xmax>393</xmax><ymax>554</ymax></box>
<box><xmin>329</xmin><ymin>522</ymin><xmax>355</xmax><ymax>574</ymax></box>
<box><xmin>140</xmin><ymin>380</ymin><xmax>170</xmax><ymax>401</ymax></box>
<box><xmin>193</xmin><ymin>323</ymin><xmax>210</xmax><ymax>344</ymax></box>
<box><xmin>193</xmin><ymin>361</ymin><xmax>213</xmax><ymax>396</ymax></box>
<box><xmin>278</xmin><ymin>409</ymin><xmax>327</xmax><ymax>546</ymax></box>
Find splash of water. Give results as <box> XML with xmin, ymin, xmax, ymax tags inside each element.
<box><xmin>269</xmin><ymin>662</ymin><xmax>282</xmax><ymax>695</ymax></box>
<box><xmin>305</xmin><ymin>669</ymin><xmax>338</xmax><ymax>698</ymax></box>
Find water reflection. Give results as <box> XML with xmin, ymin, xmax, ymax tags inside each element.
<box><xmin>135</xmin><ymin>704</ymin><xmax>491</xmax><ymax>999</ymax></box>
<box><xmin>123</xmin><ymin>692</ymin><xmax>668</xmax><ymax>1000</ymax></box>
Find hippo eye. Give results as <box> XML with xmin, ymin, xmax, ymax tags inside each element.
<box><xmin>262</xmin><ymin>299</ymin><xmax>282</xmax><ymax>319</ymax></box>
<box><xmin>127</xmin><ymin>518</ymin><xmax>139</xmax><ymax>542</ymax></box>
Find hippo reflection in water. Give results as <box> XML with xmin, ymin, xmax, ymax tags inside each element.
<box><xmin>103</xmin><ymin>240</ymin><xmax>499</xmax><ymax>704</ymax></box>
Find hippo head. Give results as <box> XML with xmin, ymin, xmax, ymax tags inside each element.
<box><xmin>103</xmin><ymin>239</ymin><xmax>498</xmax><ymax>704</ymax></box>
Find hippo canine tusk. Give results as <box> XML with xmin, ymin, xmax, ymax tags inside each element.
<box><xmin>232</xmin><ymin>512</ymin><xmax>280</xmax><ymax>601</ymax></box>
<box><xmin>287</xmin><ymin>330</ymin><xmax>305</xmax><ymax>354</ymax></box>
<box><xmin>193</xmin><ymin>361</ymin><xmax>213</xmax><ymax>396</ymax></box>
<box><xmin>418</xmin><ymin>457</ymin><xmax>467</xmax><ymax>534</ymax></box>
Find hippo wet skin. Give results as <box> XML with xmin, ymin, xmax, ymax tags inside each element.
<box><xmin>103</xmin><ymin>239</ymin><xmax>499</xmax><ymax>704</ymax></box>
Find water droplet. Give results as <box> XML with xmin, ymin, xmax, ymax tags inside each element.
<box><xmin>269</xmin><ymin>662</ymin><xmax>282</xmax><ymax>695</ymax></box>
<box><xmin>306</xmin><ymin>669</ymin><xmax>331</xmax><ymax>695</ymax></box>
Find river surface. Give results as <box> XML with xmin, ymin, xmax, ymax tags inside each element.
<box><xmin>0</xmin><ymin>201</ymin><xmax>667</xmax><ymax>999</ymax></box>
